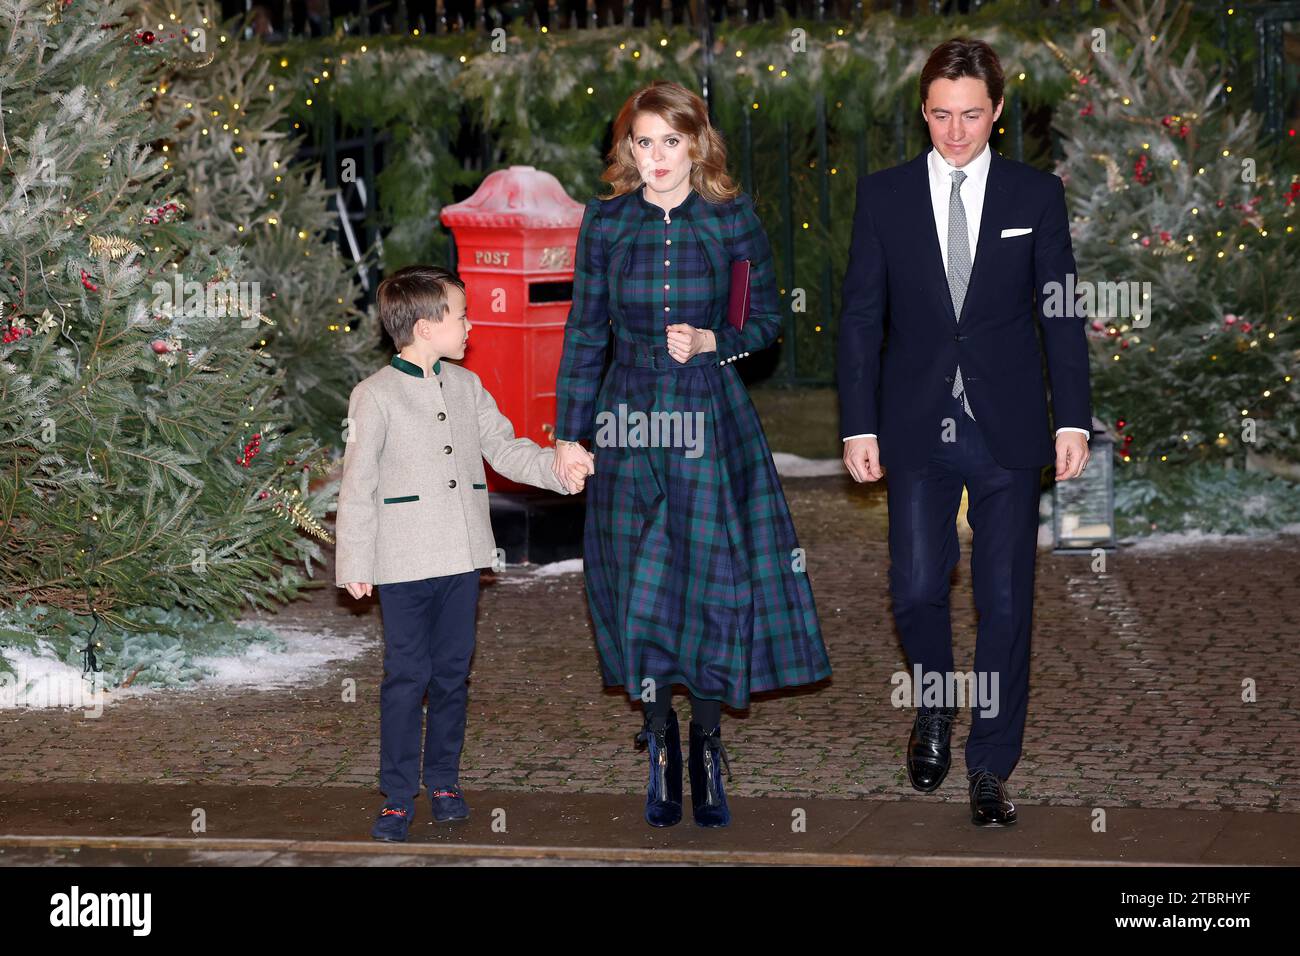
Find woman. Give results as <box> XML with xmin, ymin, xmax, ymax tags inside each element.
<box><xmin>552</xmin><ymin>81</ymin><xmax>831</xmax><ymax>828</ymax></box>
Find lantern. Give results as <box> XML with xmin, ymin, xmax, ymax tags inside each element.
<box><xmin>1053</xmin><ymin>416</ymin><xmax>1117</xmax><ymax>553</ymax></box>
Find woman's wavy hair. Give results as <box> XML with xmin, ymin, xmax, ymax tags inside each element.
<box><xmin>599</xmin><ymin>81</ymin><xmax>739</xmax><ymax>204</ymax></box>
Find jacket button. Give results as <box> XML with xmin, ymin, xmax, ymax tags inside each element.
<box><xmin>448</xmin><ymin>479</ymin><xmax>457</xmax><ymax>489</ymax></box>
<box><xmin>443</xmin><ymin>445</ymin><xmax>452</xmax><ymax>455</ymax></box>
<box><xmin>437</xmin><ymin>412</ymin><xmax>446</xmax><ymax>421</ymax></box>
<box><xmin>954</xmin><ymin>334</ymin><xmax>965</xmax><ymax>342</ymax></box>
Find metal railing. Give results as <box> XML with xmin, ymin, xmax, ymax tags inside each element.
<box><xmin>267</xmin><ymin>1</ymin><xmax>1290</xmax><ymax>385</ymax></box>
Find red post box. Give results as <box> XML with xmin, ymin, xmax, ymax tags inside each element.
<box><xmin>440</xmin><ymin>166</ymin><xmax>585</xmax><ymax>491</ymax></box>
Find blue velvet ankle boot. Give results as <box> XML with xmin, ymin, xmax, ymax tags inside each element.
<box><xmin>634</xmin><ymin>708</ymin><xmax>683</xmax><ymax>827</ymax></box>
<box><xmin>688</xmin><ymin>721</ymin><xmax>732</xmax><ymax>827</ymax></box>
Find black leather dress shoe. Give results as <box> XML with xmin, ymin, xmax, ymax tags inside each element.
<box><xmin>906</xmin><ymin>706</ymin><xmax>956</xmax><ymax>792</ymax></box>
<box><xmin>968</xmin><ymin>769</ymin><xmax>1017</xmax><ymax>827</ymax></box>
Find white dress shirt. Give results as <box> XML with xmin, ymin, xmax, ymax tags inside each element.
<box><xmin>844</xmin><ymin>144</ymin><xmax>1089</xmax><ymax>443</ymax></box>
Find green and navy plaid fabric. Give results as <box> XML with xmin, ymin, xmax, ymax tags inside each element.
<box><xmin>554</xmin><ymin>186</ymin><xmax>831</xmax><ymax>708</ymax></box>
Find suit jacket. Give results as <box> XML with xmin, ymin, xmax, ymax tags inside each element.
<box><xmin>334</xmin><ymin>354</ymin><xmax>569</xmax><ymax>587</ymax></box>
<box><xmin>836</xmin><ymin>146</ymin><xmax>1092</xmax><ymax>470</ymax></box>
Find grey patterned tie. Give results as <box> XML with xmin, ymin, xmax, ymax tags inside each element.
<box><xmin>947</xmin><ymin>169</ymin><xmax>975</xmax><ymax>421</ymax></box>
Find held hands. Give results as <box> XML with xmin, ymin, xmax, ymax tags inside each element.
<box><xmin>553</xmin><ymin>442</ymin><xmax>596</xmax><ymax>494</ymax></box>
<box><xmin>344</xmin><ymin>582</ymin><xmax>372</xmax><ymax>600</ymax></box>
<box><xmin>665</xmin><ymin>324</ymin><xmax>716</xmax><ymax>363</ymax></box>
<box><xmin>843</xmin><ymin>436</ymin><xmax>885</xmax><ymax>483</ymax></box>
<box><xmin>1055</xmin><ymin>432</ymin><xmax>1090</xmax><ymax>481</ymax></box>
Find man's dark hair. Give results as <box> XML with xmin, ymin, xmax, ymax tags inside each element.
<box><xmin>920</xmin><ymin>37</ymin><xmax>1005</xmax><ymax>108</ymax></box>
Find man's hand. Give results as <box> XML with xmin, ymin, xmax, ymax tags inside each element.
<box><xmin>554</xmin><ymin>442</ymin><xmax>595</xmax><ymax>493</ymax></box>
<box><xmin>843</xmin><ymin>436</ymin><xmax>884</xmax><ymax>483</ymax></box>
<box><xmin>1054</xmin><ymin>432</ymin><xmax>1090</xmax><ymax>481</ymax></box>
<box><xmin>344</xmin><ymin>582</ymin><xmax>372</xmax><ymax>600</ymax></box>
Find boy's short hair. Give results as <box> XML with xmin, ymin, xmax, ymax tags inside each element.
<box><xmin>376</xmin><ymin>265</ymin><xmax>465</xmax><ymax>349</ymax></box>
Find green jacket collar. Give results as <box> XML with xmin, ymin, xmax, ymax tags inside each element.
<box><xmin>391</xmin><ymin>354</ymin><xmax>441</xmax><ymax>378</ymax></box>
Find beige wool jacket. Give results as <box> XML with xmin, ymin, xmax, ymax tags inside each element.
<box><xmin>334</xmin><ymin>354</ymin><xmax>569</xmax><ymax>586</ymax></box>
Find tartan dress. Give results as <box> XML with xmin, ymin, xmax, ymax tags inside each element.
<box><xmin>554</xmin><ymin>184</ymin><xmax>831</xmax><ymax>709</ymax></box>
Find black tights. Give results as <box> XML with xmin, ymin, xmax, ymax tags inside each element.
<box><xmin>643</xmin><ymin>690</ymin><xmax>722</xmax><ymax>731</ymax></box>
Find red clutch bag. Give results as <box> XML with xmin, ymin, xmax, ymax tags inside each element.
<box><xmin>728</xmin><ymin>258</ymin><xmax>752</xmax><ymax>332</ymax></box>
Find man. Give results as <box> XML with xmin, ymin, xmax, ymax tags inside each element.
<box><xmin>837</xmin><ymin>37</ymin><xmax>1092</xmax><ymax>826</ymax></box>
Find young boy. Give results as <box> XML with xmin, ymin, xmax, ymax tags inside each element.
<box><xmin>335</xmin><ymin>265</ymin><xmax>593</xmax><ymax>842</ymax></box>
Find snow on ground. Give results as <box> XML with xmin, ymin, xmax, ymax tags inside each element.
<box><xmin>1120</xmin><ymin>523</ymin><xmax>1300</xmax><ymax>551</ymax></box>
<box><xmin>190</xmin><ymin>622</ymin><xmax>370</xmax><ymax>692</ymax></box>
<box><xmin>492</xmin><ymin>558</ymin><xmax>584</xmax><ymax>584</ymax></box>
<box><xmin>0</xmin><ymin>622</ymin><xmax>370</xmax><ymax>710</ymax></box>
<box><xmin>528</xmin><ymin>558</ymin><xmax>584</xmax><ymax>577</ymax></box>
<box><xmin>771</xmin><ymin>452</ymin><xmax>845</xmax><ymax>478</ymax></box>
<box><xmin>0</xmin><ymin>643</ymin><xmax>140</xmax><ymax>712</ymax></box>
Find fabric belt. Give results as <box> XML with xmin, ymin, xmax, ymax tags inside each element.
<box><xmin>612</xmin><ymin>336</ymin><xmax>718</xmax><ymax>371</ymax></box>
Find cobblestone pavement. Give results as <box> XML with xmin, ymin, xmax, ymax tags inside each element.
<box><xmin>2</xmin><ymin>474</ymin><xmax>1296</xmax><ymax>814</ymax></box>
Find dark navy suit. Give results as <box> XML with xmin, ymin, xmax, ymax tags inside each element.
<box><xmin>837</xmin><ymin>145</ymin><xmax>1091</xmax><ymax>779</ymax></box>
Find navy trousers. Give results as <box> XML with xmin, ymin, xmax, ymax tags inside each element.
<box><xmin>885</xmin><ymin>390</ymin><xmax>1042</xmax><ymax>780</ymax></box>
<box><xmin>376</xmin><ymin>570</ymin><xmax>480</xmax><ymax>804</ymax></box>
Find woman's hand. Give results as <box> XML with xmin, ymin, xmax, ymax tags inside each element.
<box><xmin>553</xmin><ymin>442</ymin><xmax>595</xmax><ymax>493</ymax></box>
<box><xmin>564</xmin><ymin>461</ymin><xmax>591</xmax><ymax>492</ymax></box>
<box><xmin>665</xmin><ymin>324</ymin><xmax>716</xmax><ymax>363</ymax></box>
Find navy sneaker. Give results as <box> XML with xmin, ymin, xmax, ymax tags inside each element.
<box><xmin>370</xmin><ymin>801</ymin><xmax>414</xmax><ymax>842</ymax></box>
<box><xmin>429</xmin><ymin>786</ymin><xmax>469</xmax><ymax>822</ymax></box>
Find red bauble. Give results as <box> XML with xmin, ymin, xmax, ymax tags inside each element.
<box><xmin>151</xmin><ymin>339</ymin><xmax>170</xmax><ymax>354</ymax></box>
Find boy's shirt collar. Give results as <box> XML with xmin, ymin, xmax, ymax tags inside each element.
<box><xmin>391</xmin><ymin>354</ymin><xmax>441</xmax><ymax>378</ymax></box>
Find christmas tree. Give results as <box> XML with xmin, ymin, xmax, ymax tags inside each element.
<box><xmin>0</xmin><ymin>0</ymin><xmax>334</xmax><ymax>628</ymax></box>
<box><xmin>1049</xmin><ymin>0</ymin><xmax>1299</xmax><ymax>470</ymax></box>
<box><xmin>132</xmin><ymin>1</ymin><xmax>377</xmax><ymax>440</ymax></box>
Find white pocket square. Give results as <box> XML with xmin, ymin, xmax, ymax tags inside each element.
<box><xmin>1000</xmin><ymin>227</ymin><xmax>1033</xmax><ymax>238</ymax></box>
